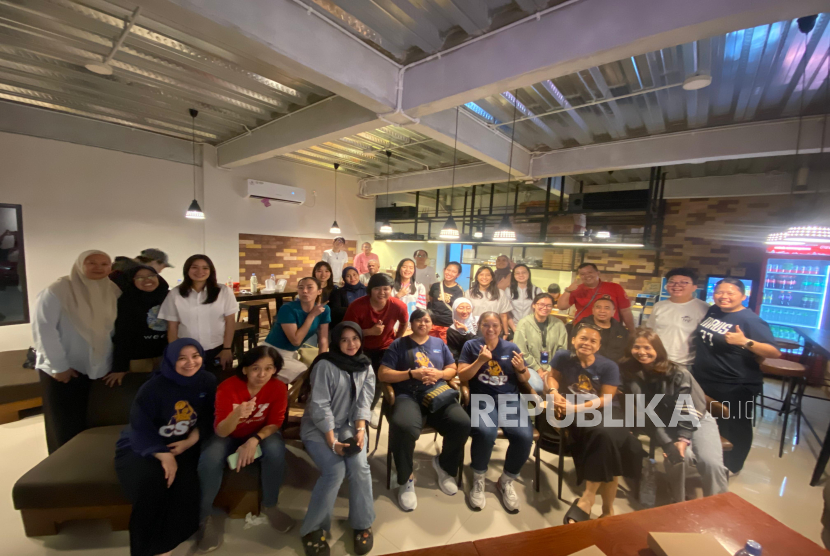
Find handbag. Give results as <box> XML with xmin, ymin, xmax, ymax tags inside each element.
<box><xmin>406</xmin><ymin>341</ymin><xmax>457</xmax><ymax>413</ymax></box>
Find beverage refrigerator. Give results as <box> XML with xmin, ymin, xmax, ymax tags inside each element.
<box><xmin>759</xmin><ymin>245</ymin><xmax>830</xmax><ymax>341</ymax></box>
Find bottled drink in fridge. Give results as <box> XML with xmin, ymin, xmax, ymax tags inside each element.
<box><xmin>784</xmin><ymin>292</ymin><xmax>791</xmax><ymax>306</ymax></box>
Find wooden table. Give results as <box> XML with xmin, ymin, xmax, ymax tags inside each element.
<box><xmin>469</xmin><ymin>493</ymin><xmax>829</xmax><ymax>556</ymax></box>
<box><xmin>794</xmin><ymin>327</ymin><xmax>830</xmax><ymax>485</ymax></box>
<box><xmin>235</xmin><ymin>291</ymin><xmax>298</xmax><ymax>331</ymax></box>
<box><xmin>392</xmin><ymin>542</ymin><xmax>479</xmax><ymax>556</ymax></box>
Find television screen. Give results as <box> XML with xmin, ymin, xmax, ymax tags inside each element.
<box><xmin>705</xmin><ymin>276</ymin><xmax>752</xmax><ymax>307</ymax></box>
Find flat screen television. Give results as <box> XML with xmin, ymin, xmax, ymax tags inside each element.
<box><xmin>705</xmin><ymin>275</ymin><xmax>753</xmax><ymax>307</ymax></box>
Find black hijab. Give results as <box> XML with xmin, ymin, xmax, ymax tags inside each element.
<box><xmin>309</xmin><ymin>321</ymin><xmax>371</xmax><ymax>374</ymax></box>
<box><xmin>120</xmin><ymin>264</ymin><xmax>169</xmax><ymax>307</ymax></box>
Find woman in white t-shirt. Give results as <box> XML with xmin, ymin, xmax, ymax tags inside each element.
<box><xmin>322</xmin><ymin>236</ymin><xmax>349</xmax><ymax>283</ymax></box>
<box><xmin>392</xmin><ymin>258</ymin><xmax>427</xmax><ymax>317</ymax></box>
<box><xmin>465</xmin><ymin>266</ymin><xmax>510</xmax><ymax>338</ymax></box>
<box><xmin>159</xmin><ymin>254</ymin><xmax>239</xmax><ymax>370</ymax></box>
<box><xmin>508</xmin><ymin>264</ymin><xmax>543</xmax><ymax>333</ymax></box>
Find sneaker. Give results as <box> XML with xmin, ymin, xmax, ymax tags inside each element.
<box><xmin>468</xmin><ymin>472</ymin><xmax>486</xmax><ymax>511</ymax></box>
<box><xmin>432</xmin><ymin>455</ymin><xmax>458</xmax><ymax>495</ymax></box>
<box><xmin>262</xmin><ymin>505</ymin><xmax>295</xmax><ymax>533</ymax></box>
<box><xmin>398</xmin><ymin>477</ymin><xmax>417</xmax><ymax>511</ymax></box>
<box><xmin>197</xmin><ymin>515</ymin><xmax>222</xmax><ymax>553</ymax></box>
<box><xmin>497</xmin><ymin>474</ymin><xmax>520</xmax><ymax>514</ymax></box>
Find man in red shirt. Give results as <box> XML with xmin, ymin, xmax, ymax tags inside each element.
<box><xmin>344</xmin><ymin>273</ymin><xmax>408</xmax><ymax>398</ymax></box>
<box><xmin>557</xmin><ymin>262</ymin><xmax>635</xmax><ymax>331</ymax></box>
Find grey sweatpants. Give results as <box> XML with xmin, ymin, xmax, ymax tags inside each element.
<box><xmin>664</xmin><ymin>412</ymin><xmax>729</xmax><ymax>502</ymax></box>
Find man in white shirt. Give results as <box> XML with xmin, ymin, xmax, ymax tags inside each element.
<box><xmin>413</xmin><ymin>249</ymin><xmax>437</xmax><ymax>288</ymax></box>
<box><xmin>646</xmin><ymin>267</ymin><xmax>709</xmax><ymax>369</ymax></box>
<box><xmin>359</xmin><ymin>259</ymin><xmax>380</xmax><ymax>286</ymax></box>
<box><xmin>322</xmin><ymin>236</ymin><xmax>349</xmax><ymax>281</ymax></box>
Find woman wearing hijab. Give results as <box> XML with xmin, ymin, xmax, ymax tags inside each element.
<box><xmin>329</xmin><ymin>266</ymin><xmax>367</xmax><ymax>326</ymax></box>
<box><xmin>300</xmin><ymin>322</ymin><xmax>375</xmax><ymax>556</ymax></box>
<box><xmin>33</xmin><ymin>250</ymin><xmax>121</xmax><ymax>453</ymax></box>
<box><xmin>115</xmin><ymin>338</ymin><xmax>216</xmax><ymax>556</ymax></box>
<box><xmin>109</xmin><ymin>265</ymin><xmax>169</xmax><ymax>384</ymax></box>
<box><xmin>446</xmin><ymin>297</ymin><xmax>476</xmax><ymax>361</ymax></box>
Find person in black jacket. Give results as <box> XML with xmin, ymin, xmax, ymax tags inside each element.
<box><xmin>329</xmin><ymin>266</ymin><xmax>367</xmax><ymax>325</ymax></box>
<box><xmin>107</xmin><ymin>265</ymin><xmax>169</xmax><ymax>386</ymax></box>
<box><xmin>567</xmin><ymin>295</ymin><xmax>628</xmax><ymax>362</ymax></box>
<box><xmin>115</xmin><ymin>338</ymin><xmax>216</xmax><ymax>556</ymax></box>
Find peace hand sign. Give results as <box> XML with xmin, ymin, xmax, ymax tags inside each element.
<box><xmin>477</xmin><ymin>344</ymin><xmax>492</xmax><ymax>362</ymax></box>
<box><xmin>511</xmin><ymin>351</ymin><xmax>526</xmax><ymax>372</ymax></box>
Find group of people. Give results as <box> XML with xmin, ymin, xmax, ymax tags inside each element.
<box><xmin>31</xmin><ymin>242</ymin><xmax>782</xmax><ymax>556</ymax></box>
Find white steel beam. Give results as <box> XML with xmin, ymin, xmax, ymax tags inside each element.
<box><xmin>583</xmin><ymin>173</ymin><xmax>802</xmax><ymax>199</ymax></box>
<box><xmin>217</xmin><ymin>97</ymin><xmax>383</xmax><ymax>168</ymax></box>
<box><xmin>402</xmin><ymin>0</ymin><xmax>828</xmax><ymax>117</ymax></box>
<box><xmin>410</xmin><ymin>110</ymin><xmax>531</xmax><ymax>177</ymax></box>
<box><xmin>360</xmin><ymin>163</ymin><xmax>509</xmax><ymax>196</ymax></box>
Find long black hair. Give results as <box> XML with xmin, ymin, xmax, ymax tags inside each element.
<box><xmin>469</xmin><ymin>266</ymin><xmax>500</xmax><ymax>300</ymax></box>
<box><xmin>394</xmin><ymin>258</ymin><xmax>417</xmax><ymax>295</ymax></box>
<box><xmin>179</xmin><ymin>254</ymin><xmax>220</xmax><ymax>304</ymax></box>
<box><xmin>509</xmin><ymin>264</ymin><xmax>536</xmax><ymax>300</ymax></box>
<box><xmin>312</xmin><ymin>261</ymin><xmax>334</xmax><ymax>292</ymax></box>
<box><xmin>234</xmin><ymin>345</ymin><xmax>284</xmax><ymax>381</ymax></box>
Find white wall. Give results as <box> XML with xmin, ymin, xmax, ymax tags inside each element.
<box><xmin>0</xmin><ymin>132</ymin><xmax>374</xmax><ymax>351</ymax></box>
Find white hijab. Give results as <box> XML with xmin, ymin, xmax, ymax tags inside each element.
<box><xmin>47</xmin><ymin>250</ymin><xmax>121</xmax><ymax>367</ymax></box>
<box><xmin>451</xmin><ymin>297</ymin><xmax>477</xmax><ymax>334</ymax></box>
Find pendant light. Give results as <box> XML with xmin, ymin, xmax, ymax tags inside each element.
<box><xmin>493</xmin><ymin>91</ymin><xmax>518</xmax><ymax>242</ymax></box>
<box><xmin>185</xmin><ymin>108</ymin><xmax>205</xmax><ymax>219</ymax></box>
<box><xmin>329</xmin><ymin>163</ymin><xmax>341</xmax><ymax>234</ymax></box>
<box><xmin>379</xmin><ymin>150</ymin><xmax>393</xmax><ymax>234</ymax></box>
<box><xmin>439</xmin><ymin>106</ymin><xmax>461</xmax><ymax>240</ymax></box>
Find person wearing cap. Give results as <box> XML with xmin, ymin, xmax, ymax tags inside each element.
<box><xmin>323</xmin><ymin>237</ymin><xmax>349</xmax><ymax>283</ymax></box>
<box><xmin>343</xmin><ymin>273</ymin><xmax>408</xmax><ymax>407</ymax></box>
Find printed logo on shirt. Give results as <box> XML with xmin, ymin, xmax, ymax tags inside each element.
<box><xmin>566</xmin><ymin>374</ymin><xmax>598</xmax><ymax>399</ymax></box>
<box><xmin>414</xmin><ymin>352</ymin><xmax>434</xmax><ymax>369</ymax></box>
<box><xmin>681</xmin><ymin>315</ymin><xmax>692</xmax><ymax>323</ymax></box>
<box><xmin>479</xmin><ymin>360</ymin><xmax>509</xmax><ymax>386</ymax></box>
<box><xmin>432</xmin><ymin>349</ymin><xmax>442</xmax><ymax>354</ymax></box>
<box><xmin>698</xmin><ymin>316</ymin><xmax>733</xmax><ymax>347</ymax></box>
<box><xmin>146</xmin><ymin>304</ymin><xmax>167</xmax><ymax>332</ymax></box>
<box><xmin>231</xmin><ymin>402</ymin><xmax>271</xmax><ymax>423</ymax></box>
<box><xmin>159</xmin><ymin>400</ymin><xmax>198</xmax><ymax>437</ymax></box>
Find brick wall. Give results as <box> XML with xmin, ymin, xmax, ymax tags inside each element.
<box><xmin>238</xmin><ymin>234</ymin><xmax>356</xmax><ymax>288</ymax></box>
<box><xmin>581</xmin><ymin>195</ymin><xmax>783</xmax><ymax>296</ymax></box>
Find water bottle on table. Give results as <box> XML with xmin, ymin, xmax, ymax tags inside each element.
<box><xmin>734</xmin><ymin>540</ymin><xmax>762</xmax><ymax>555</ymax></box>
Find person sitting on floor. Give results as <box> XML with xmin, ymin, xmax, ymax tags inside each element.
<box><xmin>197</xmin><ymin>345</ymin><xmax>294</xmax><ymax>551</ymax></box>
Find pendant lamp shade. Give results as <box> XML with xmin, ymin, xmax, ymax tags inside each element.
<box><xmin>330</xmin><ymin>163</ymin><xmax>341</xmax><ymax>234</ymax></box>
<box><xmin>379</xmin><ymin>221</ymin><xmax>393</xmax><ymax>234</ymax></box>
<box><xmin>493</xmin><ymin>214</ymin><xmax>516</xmax><ymax>242</ymax></box>
<box><xmin>185</xmin><ymin>108</ymin><xmax>204</xmax><ymax>219</ymax></box>
<box><xmin>329</xmin><ymin>221</ymin><xmax>341</xmax><ymax>234</ymax></box>
<box><xmin>439</xmin><ymin>215</ymin><xmax>460</xmax><ymax>239</ymax></box>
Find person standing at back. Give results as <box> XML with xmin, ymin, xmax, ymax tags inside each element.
<box><xmin>33</xmin><ymin>250</ymin><xmax>121</xmax><ymax>452</ymax></box>
<box><xmin>572</xmin><ymin>296</ymin><xmax>628</xmax><ymax>362</ymax></box>
<box><xmin>646</xmin><ymin>268</ymin><xmax>709</xmax><ymax>370</ymax></box>
<box><xmin>558</xmin><ymin>263</ymin><xmax>634</xmax><ymax>331</ymax></box>
<box><xmin>353</xmin><ymin>242</ymin><xmax>379</xmax><ymax>275</ymax></box>
<box><xmin>322</xmin><ymin>237</ymin><xmax>349</xmax><ymax>283</ymax></box>
<box><xmin>427</xmin><ymin>262</ymin><xmax>464</xmax><ymax>342</ymax></box>
<box><xmin>413</xmin><ymin>249</ymin><xmax>437</xmax><ymax>288</ymax></box>
<box><xmin>494</xmin><ymin>255</ymin><xmax>513</xmax><ymax>290</ymax></box>
<box><xmin>359</xmin><ymin>259</ymin><xmax>380</xmax><ymax>286</ymax></box>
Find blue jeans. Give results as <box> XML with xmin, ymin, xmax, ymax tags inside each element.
<box><xmin>469</xmin><ymin>394</ymin><xmax>534</xmax><ymax>478</ymax></box>
<box><xmin>527</xmin><ymin>370</ymin><xmax>544</xmax><ymax>394</ymax></box>
<box><xmin>198</xmin><ymin>433</ymin><xmax>286</xmax><ymax>521</ymax></box>
<box><xmin>299</xmin><ymin>439</ymin><xmax>374</xmax><ymax>536</ymax></box>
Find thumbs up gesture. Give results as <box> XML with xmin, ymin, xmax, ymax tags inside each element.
<box><xmin>234</xmin><ymin>397</ymin><xmax>257</xmax><ymax>420</ymax></box>
<box><xmin>724</xmin><ymin>325</ymin><xmax>748</xmax><ymax>346</ymax></box>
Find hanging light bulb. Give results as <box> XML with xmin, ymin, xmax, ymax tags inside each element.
<box><xmin>493</xmin><ymin>91</ymin><xmax>519</xmax><ymax>241</ymax></box>
<box><xmin>379</xmin><ymin>150</ymin><xmax>393</xmax><ymax>234</ymax></box>
<box><xmin>439</xmin><ymin>107</ymin><xmax>461</xmax><ymax>240</ymax></box>
<box><xmin>329</xmin><ymin>163</ymin><xmax>341</xmax><ymax>234</ymax></box>
<box><xmin>473</xmin><ymin>228</ymin><xmax>484</xmax><ymax>239</ymax></box>
<box><xmin>185</xmin><ymin>108</ymin><xmax>205</xmax><ymax>219</ymax></box>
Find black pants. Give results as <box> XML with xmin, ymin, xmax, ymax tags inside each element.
<box><xmin>388</xmin><ymin>397</ymin><xmax>471</xmax><ymax>485</ymax></box>
<box><xmin>116</xmin><ymin>447</ymin><xmax>201</xmax><ymax>556</ymax></box>
<box><xmin>697</xmin><ymin>380</ymin><xmax>758</xmax><ymax>473</ymax></box>
<box><xmin>364</xmin><ymin>348</ymin><xmax>385</xmax><ymax>409</ymax></box>
<box><xmin>39</xmin><ymin>370</ymin><xmax>91</xmax><ymax>454</ymax></box>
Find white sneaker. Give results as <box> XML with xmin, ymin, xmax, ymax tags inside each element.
<box><xmin>497</xmin><ymin>474</ymin><xmax>520</xmax><ymax>513</ymax></box>
<box><xmin>432</xmin><ymin>455</ymin><xmax>458</xmax><ymax>496</ymax></box>
<box><xmin>398</xmin><ymin>477</ymin><xmax>417</xmax><ymax>511</ymax></box>
<box><xmin>468</xmin><ymin>472</ymin><xmax>486</xmax><ymax>510</ymax></box>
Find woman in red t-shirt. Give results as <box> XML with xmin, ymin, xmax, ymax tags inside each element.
<box><xmin>196</xmin><ymin>345</ymin><xmax>293</xmax><ymax>551</ymax></box>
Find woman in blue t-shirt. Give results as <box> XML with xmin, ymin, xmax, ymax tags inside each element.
<box><xmin>378</xmin><ymin>309</ymin><xmax>471</xmax><ymax>512</ymax></box>
<box><xmin>544</xmin><ymin>323</ymin><xmax>645</xmax><ymax>524</ymax></box>
<box><xmin>262</xmin><ymin>276</ymin><xmax>330</xmax><ymax>384</ymax></box>
<box><xmin>458</xmin><ymin>311</ymin><xmax>534</xmax><ymax>513</ymax></box>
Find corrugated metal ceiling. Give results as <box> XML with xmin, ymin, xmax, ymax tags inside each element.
<box><xmin>279</xmin><ymin>125</ymin><xmax>479</xmax><ymax>177</ymax></box>
<box><xmin>464</xmin><ymin>14</ymin><xmax>830</xmax><ymax>153</ymax></box>
<box><xmin>298</xmin><ymin>0</ymin><xmax>567</xmax><ymax>64</ymax></box>
<box><xmin>0</xmin><ymin>0</ymin><xmax>332</xmax><ymax>143</ymax></box>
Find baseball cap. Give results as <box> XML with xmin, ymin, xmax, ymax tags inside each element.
<box><xmin>140</xmin><ymin>248</ymin><xmax>173</xmax><ymax>268</ymax></box>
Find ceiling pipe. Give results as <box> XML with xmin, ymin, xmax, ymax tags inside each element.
<box><xmin>85</xmin><ymin>6</ymin><xmax>141</xmax><ymax>75</ymax></box>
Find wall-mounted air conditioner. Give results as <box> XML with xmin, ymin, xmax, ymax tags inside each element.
<box><xmin>246</xmin><ymin>180</ymin><xmax>306</xmax><ymax>205</ymax></box>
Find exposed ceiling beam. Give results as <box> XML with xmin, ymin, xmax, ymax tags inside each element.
<box><xmin>402</xmin><ymin>0</ymin><xmax>828</xmax><ymax>117</ymax></box>
<box><xmin>111</xmin><ymin>0</ymin><xmax>399</xmax><ymax>113</ymax></box>
<box><xmin>409</xmin><ymin>109</ymin><xmax>530</xmax><ymax>177</ymax></box>
<box><xmin>217</xmin><ymin>97</ymin><xmax>382</xmax><ymax>168</ymax></box>
<box><xmin>582</xmin><ymin>173</ymin><xmax>802</xmax><ymax>199</ymax></box>
<box><xmin>361</xmin><ymin>163</ymin><xmax>510</xmax><ymax>196</ymax></box>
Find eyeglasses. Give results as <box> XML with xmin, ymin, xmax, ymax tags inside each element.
<box><xmin>535</xmin><ymin>303</ymin><xmax>554</xmax><ymax>309</ymax></box>
<box><xmin>667</xmin><ymin>281</ymin><xmax>693</xmax><ymax>287</ymax></box>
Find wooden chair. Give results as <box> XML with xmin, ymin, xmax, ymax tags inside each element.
<box><xmin>375</xmin><ymin>377</ymin><xmax>463</xmax><ymax>490</ymax></box>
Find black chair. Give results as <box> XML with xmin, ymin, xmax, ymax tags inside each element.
<box><xmin>238</xmin><ymin>302</ymin><xmax>272</xmax><ymax>332</ymax></box>
<box><xmin>533</xmin><ymin>413</ymin><xmax>572</xmax><ymax>501</ymax></box>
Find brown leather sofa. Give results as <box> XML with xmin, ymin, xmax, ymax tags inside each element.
<box><xmin>13</xmin><ymin>372</ymin><xmax>262</xmax><ymax>537</ymax></box>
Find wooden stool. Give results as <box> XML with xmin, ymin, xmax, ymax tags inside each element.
<box><xmin>233</xmin><ymin>322</ymin><xmax>257</xmax><ymax>362</ymax></box>
<box><xmin>759</xmin><ymin>358</ymin><xmax>806</xmax><ymax>457</ymax></box>
<box><xmin>237</xmin><ymin>302</ymin><xmax>272</xmax><ymax>332</ymax></box>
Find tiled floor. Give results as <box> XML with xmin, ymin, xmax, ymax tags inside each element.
<box><xmin>2</xmin><ymin>380</ymin><xmax>828</xmax><ymax>555</ymax></box>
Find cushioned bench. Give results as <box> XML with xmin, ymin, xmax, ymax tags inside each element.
<box><xmin>0</xmin><ymin>349</ymin><xmax>41</xmax><ymax>423</ymax></box>
<box><xmin>13</xmin><ymin>371</ymin><xmax>263</xmax><ymax>536</ymax></box>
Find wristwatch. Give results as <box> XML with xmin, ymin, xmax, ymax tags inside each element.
<box><xmin>743</xmin><ymin>340</ymin><xmax>755</xmax><ymax>350</ymax></box>
<box><xmin>544</xmin><ymin>386</ymin><xmax>558</xmax><ymax>395</ymax></box>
